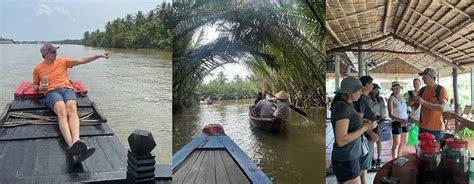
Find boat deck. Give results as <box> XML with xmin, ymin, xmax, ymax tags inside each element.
<box><xmin>173</xmin><ymin>150</ymin><xmax>250</xmax><ymax>184</ymax></box>
<box><xmin>0</xmin><ymin>96</ymin><xmax>171</xmax><ymax>183</ymax></box>
<box><xmin>173</xmin><ymin>134</ymin><xmax>271</xmax><ymax>184</ymax></box>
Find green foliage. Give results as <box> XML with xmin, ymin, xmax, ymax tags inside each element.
<box><xmin>0</xmin><ymin>37</ymin><xmax>15</xmax><ymax>42</ymax></box>
<box><xmin>458</xmin><ymin>128</ymin><xmax>474</xmax><ymax>137</ymax></box>
<box><xmin>50</xmin><ymin>39</ymin><xmax>82</xmax><ymax>45</ymax></box>
<box><xmin>197</xmin><ymin>80</ymin><xmax>259</xmax><ymax>100</ymax></box>
<box><xmin>173</xmin><ymin>0</ymin><xmax>326</xmax><ymax>113</ymax></box>
<box><xmin>83</xmin><ymin>3</ymin><xmax>173</xmax><ymax>49</ymax></box>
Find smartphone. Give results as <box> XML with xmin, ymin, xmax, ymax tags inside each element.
<box><xmin>394</xmin><ymin>157</ymin><xmax>409</xmax><ymax>166</ymax></box>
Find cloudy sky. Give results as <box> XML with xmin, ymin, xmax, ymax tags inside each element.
<box><xmin>0</xmin><ymin>0</ymin><xmax>169</xmax><ymax>41</ymax></box>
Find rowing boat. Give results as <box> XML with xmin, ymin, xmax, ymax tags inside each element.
<box><xmin>0</xmin><ymin>81</ymin><xmax>171</xmax><ymax>183</ymax></box>
<box><xmin>173</xmin><ymin>124</ymin><xmax>272</xmax><ymax>184</ymax></box>
<box><xmin>248</xmin><ymin>105</ymin><xmax>283</xmax><ymax>132</ymax></box>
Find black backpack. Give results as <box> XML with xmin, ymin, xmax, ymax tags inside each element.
<box><xmin>418</xmin><ymin>85</ymin><xmax>443</xmax><ymax>101</ymax></box>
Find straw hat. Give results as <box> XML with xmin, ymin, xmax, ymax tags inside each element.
<box><xmin>391</xmin><ymin>81</ymin><xmax>403</xmax><ymax>90</ymax></box>
<box><xmin>336</xmin><ymin>77</ymin><xmax>363</xmax><ymax>94</ymax></box>
<box><xmin>275</xmin><ymin>90</ymin><xmax>289</xmax><ymax>100</ymax></box>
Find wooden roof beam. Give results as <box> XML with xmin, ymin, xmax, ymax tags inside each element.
<box><xmin>392</xmin><ymin>34</ymin><xmax>464</xmax><ymax>70</ymax></box>
<box><xmin>459</xmin><ymin>60</ymin><xmax>474</xmax><ymax>67</ymax></box>
<box><xmin>327</xmin><ymin>33</ymin><xmax>393</xmax><ymax>54</ymax></box>
<box><xmin>409</xmin><ymin>9</ymin><xmax>451</xmax><ymax>33</ymax></box>
<box><xmin>396</xmin><ymin>56</ymin><xmax>423</xmax><ymax>71</ymax></box>
<box><xmin>395</xmin><ymin>0</ymin><xmax>413</xmax><ymax>34</ymax></box>
<box><xmin>325</xmin><ymin>21</ymin><xmax>343</xmax><ymax>45</ymax></box>
<box><xmin>327</xmin><ymin>5</ymin><xmax>385</xmax><ymax>23</ymax></box>
<box><xmin>382</xmin><ymin>0</ymin><xmax>392</xmax><ymax>35</ymax></box>
<box><xmin>431</xmin><ymin>19</ymin><xmax>473</xmax><ymax>49</ymax></box>
<box><xmin>441</xmin><ymin>0</ymin><xmax>471</xmax><ymax>18</ymax></box>
<box><xmin>341</xmin><ymin>49</ymin><xmax>422</xmax><ymax>55</ymax></box>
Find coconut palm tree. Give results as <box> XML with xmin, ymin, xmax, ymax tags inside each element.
<box><xmin>173</xmin><ymin>0</ymin><xmax>325</xmax><ymax>113</ymax></box>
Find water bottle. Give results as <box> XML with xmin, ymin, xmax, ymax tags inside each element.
<box><xmin>42</xmin><ymin>76</ymin><xmax>48</xmax><ymax>85</ymax></box>
<box><xmin>42</xmin><ymin>76</ymin><xmax>48</xmax><ymax>91</ymax></box>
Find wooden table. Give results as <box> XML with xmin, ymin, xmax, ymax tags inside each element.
<box><xmin>374</xmin><ymin>154</ymin><xmax>417</xmax><ymax>184</ymax></box>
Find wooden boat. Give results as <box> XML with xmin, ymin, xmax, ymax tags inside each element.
<box><xmin>173</xmin><ymin>124</ymin><xmax>272</xmax><ymax>184</ymax></box>
<box><xmin>248</xmin><ymin>105</ymin><xmax>283</xmax><ymax>132</ymax></box>
<box><xmin>0</xmin><ymin>81</ymin><xmax>171</xmax><ymax>183</ymax></box>
<box><xmin>199</xmin><ymin>100</ymin><xmax>213</xmax><ymax>105</ymax></box>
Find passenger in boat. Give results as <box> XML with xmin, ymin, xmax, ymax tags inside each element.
<box><xmin>330</xmin><ymin>77</ymin><xmax>377</xmax><ymax>184</ymax></box>
<box><xmin>368</xmin><ymin>83</ymin><xmax>386</xmax><ymax>170</ymax></box>
<box><xmin>414</xmin><ymin>68</ymin><xmax>448</xmax><ymax>142</ymax></box>
<box><xmin>255</xmin><ymin>98</ymin><xmax>274</xmax><ymax>118</ymax></box>
<box><xmin>353</xmin><ymin>76</ymin><xmax>379</xmax><ymax>183</ymax></box>
<box><xmin>388</xmin><ymin>81</ymin><xmax>409</xmax><ymax>159</ymax></box>
<box><xmin>204</xmin><ymin>96</ymin><xmax>212</xmax><ymax>104</ymax></box>
<box><xmin>273</xmin><ymin>90</ymin><xmax>290</xmax><ymax>120</ymax></box>
<box><xmin>255</xmin><ymin>92</ymin><xmax>263</xmax><ymax>105</ymax></box>
<box><xmin>33</xmin><ymin>43</ymin><xmax>109</xmax><ymax>165</ymax></box>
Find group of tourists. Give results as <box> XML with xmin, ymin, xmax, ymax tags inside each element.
<box><xmin>254</xmin><ymin>90</ymin><xmax>291</xmax><ymax>120</ymax></box>
<box><xmin>330</xmin><ymin>68</ymin><xmax>450</xmax><ymax>183</ymax></box>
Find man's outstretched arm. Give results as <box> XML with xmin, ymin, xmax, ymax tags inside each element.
<box><xmin>71</xmin><ymin>52</ymin><xmax>110</xmax><ymax>67</ymax></box>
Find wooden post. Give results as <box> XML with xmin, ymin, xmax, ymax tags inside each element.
<box><xmin>453</xmin><ymin>68</ymin><xmax>460</xmax><ymax>114</ymax></box>
<box><xmin>335</xmin><ymin>53</ymin><xmax>340</xmax><ymax>91</ymax></box>
<box><xmin>471</xmin><ymin>68</ymin><xmax>474</xmax><ymax>106</ymax></box>
<box><xmin>358</xmin><ymin>45</ymin><xmax>364</xmax><ymax>78</ymax></box>
<box><xmin>437</xmin><ymin>69</ymin><xmax>440</xmax><ymax>84</ymax></box>
<box><xmin>365</xmin><ymin>58</ymin><xmax>370</xmax><ymax>76</ymax></box>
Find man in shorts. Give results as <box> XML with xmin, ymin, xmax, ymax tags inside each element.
<box><xmin>415</xmin><ymin>68</ymin><xmax>448</xmax><ymax>142</ymax></box>
<box><xmin>33</xmin><ymin>43</ymin><xmax>110</xmax><ymax>164</ymax></box>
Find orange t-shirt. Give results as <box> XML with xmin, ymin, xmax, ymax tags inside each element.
<box><xmin>419</xmin><ymin>85</ymin><xmax>448</xmax><ymax>131</ymax></box>
<box><xmin>33</xmin><ymin>58</ymin><xmax>74</xmax><ymax>93</ymax></box>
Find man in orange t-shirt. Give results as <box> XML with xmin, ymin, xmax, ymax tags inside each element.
<box><xmin>415</xmin><ymin>68</ymin><xmax>448</xmax><ymax>142</ymax></box>
<box><xmin>33</xmin><ymin>43</ymin><xmax>110</xmax><ymax>165</ymax></box>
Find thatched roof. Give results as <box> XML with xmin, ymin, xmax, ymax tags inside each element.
<box><xmin>326</xmin><ymin>0</ymin><xmax>473</xmax><ymax>78</ymax></box>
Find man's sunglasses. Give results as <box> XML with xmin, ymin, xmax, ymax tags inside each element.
<box><xmin>48</xmin><ymin>50</ymin><xmax>57</xmax><ymax>54</ymax></box>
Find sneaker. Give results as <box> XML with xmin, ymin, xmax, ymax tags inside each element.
<box><xmin>66</xmin><ymin>140</ymin><xmax>87</xmax><ymax>156</ymax></box>
<box><xmin>376</xmin><ymin>159</ymin><xmax>382</xmax><ymax>168</ymax></box>
<box><xmin>72</xmin><ymin>147</ymin><xmax>95</xmax><ymax>165</ymax></box>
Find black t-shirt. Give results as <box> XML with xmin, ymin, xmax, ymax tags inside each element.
<box><xmin>354</xmin><ymin>94</ymin><xmax>377</xmax><ymax>140</ymax></box>
<box><xmin>354</xmin><ymin>94</ymin><xmax>377</xmax><ymax>121</ymax></box>
<box><xmin>331</xmin><ymin>101</ymin><xmax>363</xmax><ymax>161</ymax></box>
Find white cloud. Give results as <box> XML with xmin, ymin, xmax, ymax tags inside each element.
<box><xmin>54</xmin><ymin>6</ymin><xmax>70</xmax><ymax>16</ymax></box>
<box><xmin>54</xmin><ymin>6</ymin><xmax>76</xmax><ymax>22</ymax></box>
<box><xmin>34</xmin><ymin>4</ymin><xmax>76</xmax><ymax>22</ymax></box>
<box><xmin>35</xmin><ymin>4</ymin><xmax>52</xmax><ymax>16</ymax></box>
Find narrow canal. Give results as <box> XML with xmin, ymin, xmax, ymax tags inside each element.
<box><xmin>0</xmin><ymin>44</ymin><xmax>172</xmax><ymax>164</ymax></box>
<box><xmin>173</xmin><ymin>99</ymin><xmax>325</xmax><ymax>183</ymax></box>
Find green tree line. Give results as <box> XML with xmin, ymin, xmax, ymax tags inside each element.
<box><xmin>83</xmin><ymin>2</ymin><xmax>173</xmax><ymax>49</ymax></box>
<box><xmin>197</xmin><ymin>72</ymin><xmax>260</xmax><ymax>100</ymax></box>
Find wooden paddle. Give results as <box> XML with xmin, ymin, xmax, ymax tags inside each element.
<box><xmin>265</xmin><ymin>90</ymin><xmax>307</xmax><ymax>117</ymax></box>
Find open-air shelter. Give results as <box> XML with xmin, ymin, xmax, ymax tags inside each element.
<box><xmin>325</xmin><ymin>1</ymin><xmax>473</xmax><ymax>181</ymax></box>
<box><xmin>326</xmin><ymin>0</ymin><xmax>473</xmax><ymax>113</ymax></box>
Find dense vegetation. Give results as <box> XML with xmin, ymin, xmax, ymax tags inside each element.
<box><xmin>173</xmin><ymin>0</ymin><xmax>326</xmax><ymax>113</ymax></box>
<box><xmin>82</xmin><ymin>3</ymin><xmax>173</xmax><ymax>49</ymax></box>
<box><xmin>51</xmin><ymin>39</ymin><xmax>83</xmax><ymax>45</ymax></box>
<box><xmin>0</xmin><ymin>37</ymin><xmax>15</xmax><ymax>42</ymax></box>
<box><xmin>197</xmin><ymin>72</ymin><xmax>260</xmax><ymax>100</ymax></box>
